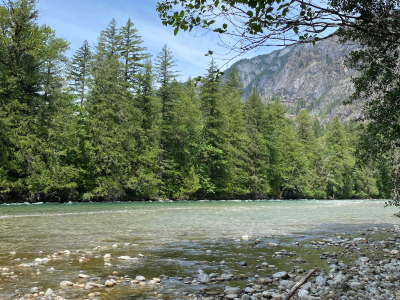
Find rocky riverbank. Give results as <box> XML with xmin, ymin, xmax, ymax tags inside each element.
<box><xmin>1</xmin><ymin>225</ymin><xmax>400</xmax><ymax>300</ymax></box>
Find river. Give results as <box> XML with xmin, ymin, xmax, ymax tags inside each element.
<box><xmin>0</xmin><ymin>199</ymin><xmax>398</xmax><ymax>299</ymax></box>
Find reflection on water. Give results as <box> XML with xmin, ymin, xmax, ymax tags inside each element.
<box><xmin>0</xmin><ymin>200</ymin><xmax>399</xmax><ymax>299</ymax></box>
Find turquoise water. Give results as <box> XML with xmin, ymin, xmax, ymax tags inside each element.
<box><xmin>0</xmin><ymin>200</ymin><xmax>398</xmax><ymax>299</ymax></box>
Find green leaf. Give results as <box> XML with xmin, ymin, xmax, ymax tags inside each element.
<box><xmin>247</xmin><ymin>10</ymin><xmax>253</xmax><ymax>17</ymax></box>
<box><xmin>174</xmin><ymin>27</ymin><xmax>179</xmax><ymax>36</ymax></box>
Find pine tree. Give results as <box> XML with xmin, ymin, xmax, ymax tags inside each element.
<box><xmin>119</xmin><ymin>18</ymin><xmax>149</xmax><ymax>89</ymax></box>
<box><xmin>69</xmin><ymin>40</ymin><xmax>92</xmax><ymax>105</ymax></box>
<box><xmin>244</xmin><ymin>88</ymin><xmax>270</xmax><ymax>198</ymax></box>
<box><xmin>163</xmin><ymin>80</ymin><xmax>202</xmax><ymax>199</ymax></box>
<box><xmin>325</xmin><ymin>116</ymin><xmax>354</xmax><ymax>198</ymax></box>
<box><xmin>221</xmin><ymin>70</ymin><xmax>249</xmax><ymax>196</ymax></box>
<box><xmin>198</xmin><ymin>60</ymin><xmax>228</xmax><ymax>196</ymax></box>
<box><xmin>0</xmin><ymin>0</ymin><xmax>78</xmax><ymax>199</ymax></box>
<box><xmin>98</xmin><ymin>19</ymin><xmax>120</xmax><ymax>57</ymax></box>
<box><xmin>154</xmin><ymin>44</ymin><xmax>179</xmax><ymax>192</ymax></box>
<box><xmin>133</xmin><ymin>59</ymin><xmax>162</xmax><ymax>199</ymax></box>
<box><xmin>83</xmin><ymin>20</ymin><xmax>140</xmax><ymax>200</ymax></box>
<box><xmin>264</xmin><ymin>100</ymin><xmax>308</xmax><ymax>198</ymax></box>
<box><xmin>225</xmin><ymin>66</ymin><xmax>244</xmax><ymax>94</ymax></box>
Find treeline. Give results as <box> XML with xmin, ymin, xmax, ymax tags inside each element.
<box><xmin>0</xmin><ymin>1</ymin><xmax>392</xmax><ymax>201</ymax></box>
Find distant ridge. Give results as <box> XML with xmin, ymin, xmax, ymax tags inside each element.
<box><xmin>224</xmin><ymin>36</ymin><xmax>363</xmax><ymax>122</ymax></box>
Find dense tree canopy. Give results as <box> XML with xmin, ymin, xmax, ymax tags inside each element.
<box><xmin>0</xmin><ymin>0</ymin><xmax>394</xmax><ymax>203</ymax></box>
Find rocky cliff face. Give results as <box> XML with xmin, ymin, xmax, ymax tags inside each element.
<box><xmin>226</xmin><ymin>36</ymin><xmax>362</xmax><ymax>122</ymax></box>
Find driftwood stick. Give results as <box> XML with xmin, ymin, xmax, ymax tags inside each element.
<box><xmin>284</xmin><ymin>268</ymin><xmax>317</xmax><ymax>300</ymax></box>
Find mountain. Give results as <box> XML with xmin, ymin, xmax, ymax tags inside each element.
<box><xmin>225</xmin><ymin>36</ymin><xmax>363</xmax><ymax>122</ymax></box>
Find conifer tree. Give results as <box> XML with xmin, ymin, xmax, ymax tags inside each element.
<box><xmin>264</xmin><ymin>100</ymin><xmax>308</xmax><ymax>198</ymax></box>
<box><xmin>133</xmin><ymin>60</ymin><xmax>162</xmax><ymax>199</ymax></box>
<box><xmin>69</xmin><ymin>40</ymin><xmax>92</xmax><ymax>105</ymax></box>
<box><xmin>225</xmin><ymin>66</ymin><xmax>244</xmax><ymax>94</ymax></box>
<box><xmin>0</xmin><ymin>0</ymin><xmax>78</xmax><ymax>199</ymax></box>
<box><xmin>98</xmin><ymin>18</ymin><xmax>120</xmax><ymax>57</ymax></box>
<box><xmin>154</xmin><ymin>44</ymin><xmax>179</xmax><ymax>190</ymax></box>
<box><xmin>83</xmin><ymin>20</ymin><xmax>140</xmax><ymax>200</ymax></box>
<box><xmin>221</xmin><ymin>70</ymin><xmax>249</xmax><ymax>196</ymax></box>
<box><xmin>325</xmin><ymin>116</ymin><xmax>354</xmax><ymax>198</ymax></box>
<box><xmin>244</xmin><ymin>88</ymin><xmax>270</xmax><ymax>198</ymax></box>
<box><xmin>198</xmin><ymin>60</ymin><xmax>228</xmax><ymax>196</ymax></box>
<box><xmin>162</xmin><ymin>80</ymin><xmax>202</xmax><ymax>199</ymax></box>
<box><xmin>119</xmin><ymin>18</ymin><xmax>149</xmax><ymax>89</ymax></box>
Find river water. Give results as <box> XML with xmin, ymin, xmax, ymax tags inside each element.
<box><xmin>0</xmin><ymin>199</ymin><xmax>399</xmax><ymax>299</ymax></box>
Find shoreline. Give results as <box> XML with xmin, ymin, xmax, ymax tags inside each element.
<box><xmin>0</xmin><ymin>198</ymin><xmax>390</xmax><ymax>206</ymax></box>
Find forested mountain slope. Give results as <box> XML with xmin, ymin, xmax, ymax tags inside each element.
<box><xmin>225</xmin><ymin>36</ymin><xmax>361</xmax><ymax>122</ymax></box>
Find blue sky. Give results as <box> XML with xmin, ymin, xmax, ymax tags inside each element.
<box><xmin>36</xmin><ymin>0</ymin><xmax>278</xmax><ymax>80</ymax></box>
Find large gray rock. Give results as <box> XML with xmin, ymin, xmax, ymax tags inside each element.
<box><xmin>225</xmin><ymin>286</ymin><xmax>242</xmax><ymax>294</ymax></box>
<box><xmin>315</xmin><ymin>276</ymin><xmax>327</xmax><ymax>286</ymax></box>
<box><xmin>272</xmin><ymin>271</ymin><xmax>288</xmax><ymax>279</ymax></box>
<box><xmin>60</xmin><ymin>281</ymin><xmax>74</xmax><ymax>287</ymax></box>
<box><xmin>221</xmin><ymin>274</ymin><xmax>234</xmax><ymax>280</ymax></box>
<box><xmin>197</xmin><ymin>273</ymin><xmax>210</xmax><ymax>283</ymax></box>
<box><xmin>298</xmin><ymin>289</ymin><xmax>309</xmax><ymax>297</ymax></box>
<box><xmin>280</xmin><ymin>280</ymin><xmax>296</xmax><ymax>289</ymax></box>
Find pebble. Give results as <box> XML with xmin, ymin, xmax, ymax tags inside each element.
<box><xmin>135</xmin><ymin>275</ymin><xmax>146</xmax><ymax>281</ymax></box>
<box><xmin>104</xmin><ymin>279</ymin><xmax>116</xmax><ymax>287</ymax></box>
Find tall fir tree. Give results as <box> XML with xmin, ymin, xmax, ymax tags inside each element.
<box><xmin>221</xmin><ymin>70</ymin><xmax>249</xmax><ymax>196</ymax></box>
<box><xmin>83</xmin><ymin>20</ymin><xmax>140</xmax><ymax>200</ymax></box>
<box><xmin>133</xmin><ymin>59</ymin><xmax>162</xmax><ymax>199</ymax></box>
<box><xmin>154</xmin><ymin>44</ymin><xmax>179</xmax><ymax>192</ymax></box>
<box><xmin>0</xmin><ymin>0</ymin><xmax>78</xmax><ymax>199</ymax></box>
<box><xmin>69</xmin><ymin>40</ymin><xmax>92</xmax><ymax>105</ymax></box>
<box><xmin>244</xmin><ymin>87</ymin><xmax>270</xmax><ymax>198</ymax></box>
<box><xmin>119</xmin><ymin>18</ymin><xmax>149</xmax><ymax>89</ymax></box>
<box><xmin>162</xmin><ymin>80</ymin><xmax>202</xmax><ymax>199</ymax></box>
<box><xmin>198</xmin><ymin>60</ymin><xmax>228</xmax><ymax>196</ymax></box>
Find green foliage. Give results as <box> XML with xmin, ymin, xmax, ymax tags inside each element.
<box><xmin>69</xmin><ymin>40</ymin><xmax>91</xmax><ymax>105</ymax></box>
<box><xmin>0</xmin><ymin>0</ymin><xmax>391</xmax><ymax>202</ymax></box>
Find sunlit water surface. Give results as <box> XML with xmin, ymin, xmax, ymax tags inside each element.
<box><xmin>0</xmin><ymin>200</ymin><xmax>399</xmax><ymax>299</ymax></box>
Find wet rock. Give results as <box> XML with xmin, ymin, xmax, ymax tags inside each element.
<box><xmin>327</xmin><ymin>258</ymin><xmax>338</xmax><ymax>264</ymax></box>
<box><xmin>238</xmin><ymin>261</ymin><xmax>247</xmax><ymax>266</ymax></box>
<box><xmin>135</xmin><ymin>275</ymin><xmax>146</xmax><ymax>281</ymax></box>
<box><xmin>241</xmin><ymin>294</ymin><xmax>251</xmax><ymax>300</ymax></box>
<box><xmin>272</xmin><ymin>271</ymin><xmax>288</xmax><ymax>279</ymax></box>
<box><xmin>280</xmin><ymin>280</ymin><xmax>295</xmax><ymax>289</ymax></box>
<box><xmin>301</xmin><ymin>296</ymin><xmax>321</xmax><ymax>300</ymax></box>
<box><xmin>259</xmin><ymin>277</ymin><xmax>273</xmax><ymax>284</ymax></box>
<box><xmin>105</xmin><ymin>279</ymin><xmax>116</xmax><ymax>287</ymax></box>
<box><xmin>221</xmin><ymin>274</ymin><xmax>233</xmax><ymax>280</ymax></box>
<box><xmin>197</xmin><ymin>273</ymin><xmax>210</xmax><ymax>283</ymax></box>
<box><xmin>118</xmin><ymin>256</ymin><xmax>137</xmax><ymax>260</ymax></box>
<box><xmin>103</xmin><ymin>254</ymin><xmax>111</xmax><ymax>259</ymax></box>
<box><xmin>225</xmin><ymin>286</ymin><xmax>242</xmax><ymax>294</ymax></box>
<box><xmin>298</xmin><ymin>289</ymin><xmax>309</xmax><ymax>297</ymax></box>
<box><xmin>225</xmin><ymin>294</ymin><xmax>238</xmax><ymax>299</ymax></box>
<box><xmin>315</xmin><ymin>276</ymin><xmax>327</xmax><ymax>286</ymax></box>
<box><xmin>44</xmin><ymin>288</ymin><xmax>54</xmax><ymax>297</ymax></box>
<box><xmin>60</xmin><ymin>281</ymin><xmax>74</xmax><ymax>287</ymax></box>
<box><xmin>244</xmin><ymin>287</ymin><xmax>254</xmax><ymax>293</ymax></box>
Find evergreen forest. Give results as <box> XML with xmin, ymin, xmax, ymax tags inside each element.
<box><xmin>0</xmin><ymin>0</ymin><xmax>393</xmax><ymax>202</ymax></box>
